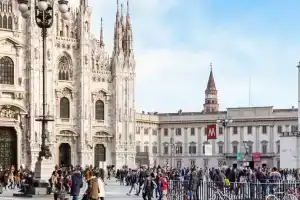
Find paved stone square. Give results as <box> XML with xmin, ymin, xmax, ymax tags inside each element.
<box><xmin>0</xmin><ymin>179</ymin><xmax>141</xmax><ymax>200</ymax></box>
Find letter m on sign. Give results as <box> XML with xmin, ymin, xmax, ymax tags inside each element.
<box><xmin>207</xmin><ymin>124</ymin><xmax>217</xmax><ymax>140</ymax></box>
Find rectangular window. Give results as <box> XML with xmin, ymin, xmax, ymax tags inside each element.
<box><xmin>144</xmin><ymin>128</ymin><xmax>149</xmax><ymax>135</ymax></box>
<box><xmin>247</xmin><ymin>126</ymin><xmax>252</xmax><ymax>134</ymax></box>
<box><xmin>203</xmin><ymin>145</ymin><xmax>205</xmax><ymax>154</ymax></box>
<box><xmin>233</xmin><ymin>145</ymin><xmax>238</xmax><ymax>154</ymax></box>
<box><xmin>176</xmin><ymin>128</ymin><xmax>181</xmax><ymax>136</ymax></box>
<box><xmin>233</xmin><ymin>127</ymin><xmax>238</xmax><ymax>135</ymax></box>
<box><xmin>136</xmin><ymin>127</ymin><xmax>140</xmax><ymax>134</ymax></box>
<box><xmin>277</xmin><ymin>126</ymin><xmax>282</xmax><ymax>133</ymax></box>
<box><xmin>190</xmin><ymin>128</ymin><xmax>195</xmax><ymax>136</ymax></box>
<box><xmin>248</xmin><ymin>145</ymin><xmax>253</xmax><ymax>154</ymax></box>
<box><xmin>164</xmin><ymin>146</ymin><xmax>168</xmax><ymax>154</ymax></box>
<box><xmin>152</xmin><ymin>129</ymin><xmax>157</xmax><ymax>135</ymax></box>
<box><xmin>292</xmin><ymin>125</ymin><xmax>298</xmax><ymax>132</ymax></box>
<box><xmin>262</xmin><ymin>126</ymin><xmax>267</xmax><ymax>134</ymax></box>
<box><xmin>176</xmin><ymin>146</ymin><xmax>183</xmax><ymax>154</ymax></box>
<box><xmin>164</xmin><ymin>128</ymin><xmax>168</xmax><ymax>136</ymax></box>
<box><xmin>218</xmin><ymin>145</ymin><xmax>223</xmax><ymax>154</ymax></box>
<box><xmin>262</xmin><ymin>145</ymin><xmax>268</xmax><ymax>154</ymax></box>
<box><xmin>189</xmin><ymin>146</ymin><xmax>197</xmax><ymax>154</ymax></box>
<box><xmin>277</xmin><ymin>144</ymin><xmax>280</xmax><ymax>154</ymax></box>
<box><xmin>219</xmin><ymin>127</ymin><xmax>223</xmax><ymax>135</ymax></box>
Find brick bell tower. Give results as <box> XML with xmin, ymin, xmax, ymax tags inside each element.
<box><xmin>203</xmin><ymin>63</ymin><xmax>219</xmax><ymax>113</ymax></box>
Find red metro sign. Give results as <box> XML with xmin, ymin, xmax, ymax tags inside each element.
<box><xmin>207</xmin><ymin>124</ymin><xmax>217</xmax><ymax>140</ymax></box>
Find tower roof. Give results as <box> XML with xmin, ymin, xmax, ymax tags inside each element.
<box><xmin>206</xmin><ymin>63</ymin><xmax>216</xmax><ymax>90</ymax></box>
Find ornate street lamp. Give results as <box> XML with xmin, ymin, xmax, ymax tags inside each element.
<box><xmin>164</xmin><ymin>137</ymin><xmax>178</xmax><ymax>168</ymax></box>
<box><xmin>17</xmin><ymin>0</ymin><xmax>70</xmax><ymax>160</ymax></box>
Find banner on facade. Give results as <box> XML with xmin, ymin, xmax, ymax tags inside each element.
<box><xmin>204</xmin><ymin>144</ymin><xmax>212</xmax><ymax>156</ymax></box>
<box><xmin>207</xmin><ymin>124</ymin><xmax>217</xmax><ymax>140</ymax></box>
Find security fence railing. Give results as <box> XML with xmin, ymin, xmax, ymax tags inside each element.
<box><xmin>167</xmin><ymin>180</ymin><xmax>300</xmax><ymax>200</ymax></box>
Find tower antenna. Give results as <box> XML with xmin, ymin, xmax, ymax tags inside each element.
<box><xmin>248</xmin><ymin>75</ymin><xmax>251</xmax><ymax>107</ymax></box>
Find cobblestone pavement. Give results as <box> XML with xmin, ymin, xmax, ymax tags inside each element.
<box><xmin>0</xmin><ymin>179</ymin><xmax>142</xmax><ymax>200</ymax></box>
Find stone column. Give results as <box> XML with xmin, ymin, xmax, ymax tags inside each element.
<box><xmin>255</xmin><ymin>126</ymin><xmax>260</xmax><ymax>152</ymax></box>
<box><xmin>198</xmin><ymin>127</ymin><xmax>202</xmax><ymax>155</ymax></box>
<box><xmin>184</xmin><ymin>128</ymin><xmax>188</xmax><ymax>156</ymax></box>
<box><xmin>269</xmin><ymin>126</ymin><xmax>274</xmax><ymax>153</ymax></box>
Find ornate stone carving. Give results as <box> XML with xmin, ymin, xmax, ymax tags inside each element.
<box><xmin>16</xmin><ymin>47</ymin><xmax>21</xmax><ymax>57</ymax></box>
<box><xmin>34</xmin><ymin>48</ymin><xmax>39</xmax><ymax>59</ymax></box>
<box><xmin>0</xmin><ymin>105</ymin><xmax>17</xmax><ymax>118</ymax></box>
<box><xmin>91</xmin><ymin>90</ymin><xmax>109</xmax><ymax>103</ymax></box>
<box><xmin>55</xmin><ymin>87</ymin><xmax>74</xmax><ymax>100</ymax></box>
<box><xmin>84</xmin><ymin>55</ymin><xmax>88</xmax><ymax>65</ymax></box>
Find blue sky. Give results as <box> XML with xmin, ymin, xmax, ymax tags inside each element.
<box><xmin>88</xmin><ymin>0</ymin><xmax>300</xmax><ymax>113</ymax></box>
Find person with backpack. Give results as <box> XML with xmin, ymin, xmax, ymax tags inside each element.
<box><xmin>53</xmin><ymin>170</ymin><xmax>65</xmax><ymax>200</ymax></box>
<box><xmin>82</xmin><ymin>169</ymin><xmax>99</xmax><ymax>200</ymax></box>
<box><xmin>142</xmin><ymin>172</ymin><xmax>157</xmax><ymax>200</ymax></box>
<box><xmin>70</xmin><ymin>168</ymin><xmax>83</xmax><ymax>200</ymax></box>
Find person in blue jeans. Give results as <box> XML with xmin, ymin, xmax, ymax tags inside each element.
<box><xmin>70</xmin><ymin>168</ymin><xmax>83</xmax><ymax>200</ymax></box>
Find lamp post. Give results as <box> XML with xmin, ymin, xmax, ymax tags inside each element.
<box><xmin>164</xmin><ymin>137</ymin><xmax>176</xmax><ymax>168</ymax></box>
<box><xmin>242</xmin><ymin>141</ymin><xmax>248</xmax><ymax>167</ymax></box>
<box><xmin>217</xmin><ymin>118</ymin><xmax>233</xmax><ymax>161</ymax></box>
<box><xmin>17</xmin><ymin>0</ymin><xmax>70</xmax><ymax>161</ymax></box>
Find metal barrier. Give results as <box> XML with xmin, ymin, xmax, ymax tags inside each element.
<box><xmin>167</xmin><ymin>180</ymin><xmax>300</xmax><ymax>200</ymax></box>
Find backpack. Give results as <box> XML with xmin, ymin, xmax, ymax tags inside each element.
<box><xmin>224</xmin><ymin>178</ymin><xmax>230</xmax><ymax>187</ymax></box>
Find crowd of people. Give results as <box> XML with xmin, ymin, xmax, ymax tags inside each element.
<box><xmin>0</xmin><ymin>164</ymin><xmax>299</xmax><ymax>200</ymax></box>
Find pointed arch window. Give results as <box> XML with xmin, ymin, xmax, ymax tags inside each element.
<box><xmin>2</xmin><ymin>15</ymin><xmax>7</xmax><ymax>29</ymax></box>
<box><xmin>95</xmin><ymin>100</ymin><xmax>104</xmax><ymax>120</ymax></box>
<box><xmin>7</xmin><ymin>16</ymin><xmax>12</xmax><ymax>30</ymax></box>
<box><xmin>60</xmin><ymin>97</ymin><xmax>70</xmax><ymax>119</ymax></box>
<box><xmin>0</xmin><ymin>56</ymin><xmax>14</xmax><ymax>85</ymax></box>
<box><xmin>58</xmin><ymin>56</ymin><xmax>71</xmax><ymax>81</ymax></box>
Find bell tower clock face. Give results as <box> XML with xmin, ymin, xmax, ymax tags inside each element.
<box><xmin>206</xmin><ymin>94</ymin><xmax>215</xmax><ymax>99</ymax></box>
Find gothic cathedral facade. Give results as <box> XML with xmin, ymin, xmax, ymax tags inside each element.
<box><xmin>0</xmin><ymin>0</ymin><xmax>136</xmax><ymax>169</ymax></box>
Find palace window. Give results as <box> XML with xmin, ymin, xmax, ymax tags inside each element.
<box><xmin>277</xmin><ymin>126</ymin><xmax>282</xmax><ymax>133</ymax></box>
<box><xmin>144</xmin><ymin>145</ymin><xmax>149</xmax><ymax>152</ymax></box>
<box><xmin>176</xmin><ymin>142</ymin><xmax>183</xmax><ymax>154</ymax></box>
<box><xmin>95</xmin><ymin>100</ymin><xmax>104</xmax><ymax>120</ymax></box>
<box><xmin>218</xmin><ymin>144</ymin><xmax>224</xmax><ymax>154</ymax></box>
<box><xmin>0</xmin><ymin>56</ymin><xmax>14</xmax><ymax>85</ymax></box>
<box><xmin>190</xmin><ymin>128</ymin><xmax>195</xmax><ymax>136</ymax></box>
<box><xmin>247</xmin><ymin>126</ymin><xmax>252</xmax><ymax>134</ymax></box>
<box><xmin>60</xmin><ymin>97</ymin><xmax>70</xmax><ymax>119</ymax></box>
<box><xmin>164</xmin><ymin>128</ymin><xmax>168</xmax><ymax>136</ymax></box>
<box><xmin>176</xmin><ymin>128</ymin><xmax>181</xmax><ymax>136</ymax></box>
<box><xmin>219</xmin><ymin>127</ymin><xmax>223</xmax><ymax>135</ymax></box>
<box><xmin>136</xmin><ymin>145</ymin><xmax>140</xmax><ymax>153</ymax></box>
<box><xmin>152</xmin><ymin>146</ymin><xmax>158</xmax><ymax>154</ymax></box>
<box><xmin>262</xmin><ymin>126</ymin><xmax>267</xmax><ymax>134</ymax></box>
<box><xmin>189</xmin><ymin>142</ymin><xmax>196</xmax><ymax>154</ymax></box>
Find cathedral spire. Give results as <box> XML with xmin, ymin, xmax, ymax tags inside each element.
<box><xmin>203</xmin><ymin>63</ymin><xmax>219</xmax><ymax>113</ymax></box>
<box><xmin>100</xmin><ymin>18</ymin><xmax>104</xmax><ymax>48</ymax></box>
<box><xmin>126</xmin><ymin>0</ymin><xmax>131</xmax><ymax>24</ymax></box>
<box><xmin>123</xmin><ymin>0</ymin><xmax>133</xmax><ymax>56</ymax></box>
<box><xmin>113</xmin><ymin>0</ymin><xmax>123</xmax><ymax>54</ymax></box>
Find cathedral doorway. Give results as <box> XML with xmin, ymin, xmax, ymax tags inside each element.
<box><xmin>0</xmin><ymin>127</ymin><xmax>17</xmax><ymax>169</ymax></box>
<box><xmin>59</xmin><ymin>143</ymin><xmax>71</xmax><ymax>167</ymax></box>
<box><xmin>94</xmin><ymin>144</ymin><xmax>106</xmax><ymax>167</ymax></box>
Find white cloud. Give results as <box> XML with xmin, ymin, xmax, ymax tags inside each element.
<box><xmin>87</xmin><ymin>0</ymin><xmax>299</xmax><ymax>113</ymax></box>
